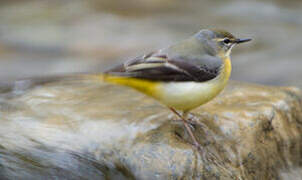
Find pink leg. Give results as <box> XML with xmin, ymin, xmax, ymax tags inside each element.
<box><xmin>169</xmin><ymin>107</ymin><xmax>201</xmax><ymax>150</ymax></box>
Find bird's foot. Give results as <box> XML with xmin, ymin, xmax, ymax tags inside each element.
<box><xmin>186</xmin><ymin>112</ymin><xmax>199</xmax><ymax>121</ymax></box>
<box><xmin>172</xmin><ymin>117</ymin><xmax>196</xmax><ymax>130</ymax></box>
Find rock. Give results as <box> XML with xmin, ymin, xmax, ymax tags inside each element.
<box><xmin>0</xmin><ymin>79</ymin><xmax>301</xmax><ymax>179</ymax></box>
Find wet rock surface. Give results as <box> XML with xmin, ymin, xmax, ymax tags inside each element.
<box><xmin>0</xmin><ymin>79</ymin><xmax>301</xmax><ymax>179</ymax></box>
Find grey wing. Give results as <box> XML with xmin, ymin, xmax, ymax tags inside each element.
<box><xmin>104</xmin><ymin>52</ymin><xmax>222</xmax><ymax>82</ymax></box>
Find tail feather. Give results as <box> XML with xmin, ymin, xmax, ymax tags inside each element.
<box><xmin>100</xmin><ymin>74</ymin><xmax>159</xmax><ymax>96</ymax></box>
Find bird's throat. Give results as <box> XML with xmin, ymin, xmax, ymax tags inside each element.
<box><xmin>222</xmin><ymin>57</ymin><xmax>232</xmax><ymax>84</ymax></box>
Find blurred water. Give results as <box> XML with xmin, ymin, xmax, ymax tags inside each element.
<box><xmin>0</xmin><ymin>0</ymin><xmax>301</xmax><ymax>87</ymax></box>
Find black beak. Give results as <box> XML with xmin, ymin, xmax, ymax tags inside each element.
<box><xmin>235</xmin><ymin>38</ymin><xmax>252</xmax><ymax>44</ymax></box>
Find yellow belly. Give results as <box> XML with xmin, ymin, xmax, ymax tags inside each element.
<box><xmin>156</xmin><ymin>57</ymin><xmax>232</xmax><ymax>111</ymax></box>
<box><xmin>156</xmin><ymin>80</ymin><xmax>225</xmax><ymax>111</ymax></box>
<box><xmin>102</xmin><ymin>58</ymin><xmax>231</xmax><ymax>112</ymax></box>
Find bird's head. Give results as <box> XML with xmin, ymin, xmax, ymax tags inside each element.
<box><xmin>195</xmin><ymin>29</ymin><xmax>251</xmax><ymax>58</ymax></box>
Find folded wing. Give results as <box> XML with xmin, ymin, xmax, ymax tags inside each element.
<box><xmin>105</xmin><ymin>52</ymin><xmax>222</xmax><ymax>82</ymax></box>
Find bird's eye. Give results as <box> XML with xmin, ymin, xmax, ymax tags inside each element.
<box><xmin>223</xmin><ymin>38</ymin><xmax>231</xmax><ymax>44</ymax></box>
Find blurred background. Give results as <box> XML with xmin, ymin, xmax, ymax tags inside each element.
<box><xmin>0</xmin><ymin>0</ymin><xmax>302</xmax><ymax>87</ymax></box>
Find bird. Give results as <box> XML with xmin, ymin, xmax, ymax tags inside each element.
<box><xmin>101</xmin><ymin>29</ymin><xmax>251</xmax><ymax>149</ymax></box>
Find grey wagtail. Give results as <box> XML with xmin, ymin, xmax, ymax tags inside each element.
<box><xmin>100</xmin><ymin>29</ymin><xmax>251</xmax><ymax>149</ymax></box>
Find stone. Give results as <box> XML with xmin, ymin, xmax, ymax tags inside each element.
<box><xmin>0</xmin><ymin>79</ymin><xmax>301</xmax><ymax>179</ymax></box>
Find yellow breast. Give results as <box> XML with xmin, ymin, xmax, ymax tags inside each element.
<box><xmin>222</xmin><ymin>57</ymin><xmax>232</xmax><ymax>84</ymax></box>
<box><xmin>155</xmin><ymin>57</ymin><xmax>231</xmax><ymax>111</ymax></box>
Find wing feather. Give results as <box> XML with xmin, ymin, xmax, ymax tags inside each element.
<box><xmin>105</xmin><ymin>52</ymin><xmax>222</xmax><ymax>82</ymax></box>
